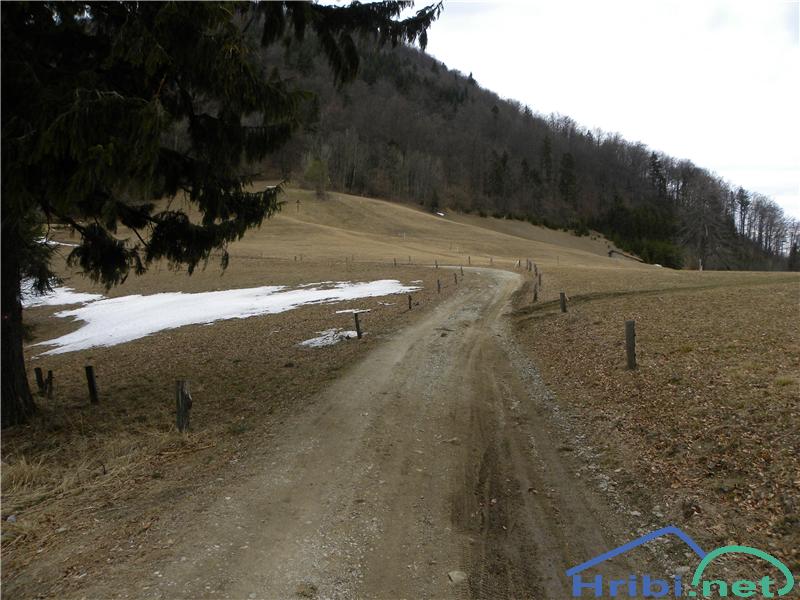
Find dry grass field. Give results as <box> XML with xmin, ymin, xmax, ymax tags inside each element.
<box><xmin>3</xmin><ymin>187</ymin><xmax>798</xmax><ymax>596</ymax></box>
<box><xmin>512</xmin><ymin>268</ymin><xmax>800</xmax><ymax>572</ymax></box>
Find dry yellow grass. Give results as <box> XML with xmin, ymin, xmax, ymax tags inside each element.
<box><xmin>512</xmin><ymin>268</ymin><xmax>800</xmax><ymax>571</ymax></box>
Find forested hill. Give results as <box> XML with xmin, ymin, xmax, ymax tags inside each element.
<box><xmin>258</xmin><ymin>37</ymin><xmax>799</xmax><ymax>270</ymax></box>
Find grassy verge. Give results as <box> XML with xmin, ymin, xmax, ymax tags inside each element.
<box><xmin>512</xmin><ymin>268</ymin><xmax>800</xmax><ymax>573</ymax></box>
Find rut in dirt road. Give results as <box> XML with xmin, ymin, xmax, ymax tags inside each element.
<box><xmin>80</xmin><ymin>268</ymin><xmax>655</xmax><ymax>600</ymax></box>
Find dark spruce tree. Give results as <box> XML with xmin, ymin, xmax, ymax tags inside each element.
<box><xmin>1</xmin><ymin>1</ymin><xmax>441</xmax><ymax>427</ymax></box>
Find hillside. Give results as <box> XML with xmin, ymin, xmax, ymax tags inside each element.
<box><xmin>251</xmin><ymin>34</ymin><xmax>799</xmax><ymax>271</ymax></box>
<box><xmin>5</xmin><ymin>188</ymin><xmax>798</xmax><ymax>597</ymax></box>
<box><xmin>5</xmin><ymin>5</ymin><xmax>798</xmax><ymax>598</ymax></box>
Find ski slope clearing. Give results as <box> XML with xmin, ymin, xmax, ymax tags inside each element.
<box><xmin>34</xmin><ymin>280</ymin><xmax>420</xmax><ymax>355</ymax></box>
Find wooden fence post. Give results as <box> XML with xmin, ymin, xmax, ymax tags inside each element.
<box><xmin>435</xmin><ymin>259</ymin><xmax>438</xmax><ymax>269</ymax></box>
<box><xmin>393</xmin><ymin>258</ymin><xmax>397</xmax><ymax>267</ymax></box>
<box><xmin>533</xmin><ymin>283</ymin><xmax>538</xmax><ymax>303</ymax></box>
<box><xmin>408</xmin><ymin>295</ymin><xmax>412</xmax><ymax>310</ymax></box>
<box><xmin>559</xmin><ymin>292</ymin><xmax>567</xmax><ymax>313</ymax></box>
<box><xmin>46</xmin><ymin>370</ymin><xmax>54</xmax><ymax>398</ymax></box>
<box><xmin>437</xmin><ymin>279</ymin><xmax>441</xmax><ymax>294</ymax></box>
<box><xmin>454</xmin><ymin>272</ymin><xmax>458</xmax><ymax>285</ymax></box>
<box><xmin>34</xmin><ymin>367</ymin><xmax>45</xmax><ymax>394</ymax></box>
<box><xmin>460</xmin><ymin>265</ymin><xmax>464</xmax><ymax>276</ymax></box>
<box><xmin>468</xmin><ymin>256</ymin><xmax>471</xmax><ymax>265</ymax></box>
<box><xmin>85</xmin><ymin>365</ymin><xmax>99</xmax><ymax>404</ymax></box>
<box><xmin>176</xmin><ymin>380</ymin><xmax>192</xmax><ymax>432</ymax></box>
<box><xmin>353</xmin><ymin>312</ymin><xmax>363</xmax><ymax>339</ymax></box>
<box><xmin>626</xmin><ymin>320</ymin><xmax>637</xmax><ymax>369</ymax></box>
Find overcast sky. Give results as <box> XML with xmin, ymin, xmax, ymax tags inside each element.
<box><xmin>422</xmin><ymin>1</ymin><xmax>800</xmax><ymax>218</ymax></box>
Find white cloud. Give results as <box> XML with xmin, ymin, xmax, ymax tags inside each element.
<box><xmin>425</xmin><ymin>0</ymin><xmax>800</xmax><ymax>217</ymax></box>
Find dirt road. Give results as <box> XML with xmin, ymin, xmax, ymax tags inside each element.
<box><xmin>84</xmin><ymin>268</ymin><xmax>654</xmax><ymax>599</ymax></box>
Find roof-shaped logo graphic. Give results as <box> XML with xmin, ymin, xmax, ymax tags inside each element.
<box><xmin>566</xmin><ymin>526</ymin><xmax>706</xmax><ymax>576</ymax></box>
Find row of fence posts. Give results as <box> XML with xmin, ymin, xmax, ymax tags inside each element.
<box><xmin>528</xmin><ymin>260</ymin><xmax>637</xmax><ymax>370</ymax></box>
<box><xmin>34</xmin><ymin>363</ymin><xmax>194</xmax><ymax>433</ymax></box>
<box><xmin>31</xmin><ymin>256</ymin><xmax>470</xmax><ymax>433</ymax></box>
<box><xmin>393</xmin><ymin>255</ymin><xmax>510</xmax><ymax>269</ymax></box>
<box><xmin>34</xmin><ymin>364</ymin><xmax>100</xmax><ymax>405</ymax></box>
<box><xmin>310</xmin><ymin>255</ymin><xmax>637</xmax><ymax>369</ymax></box>
<box><xmin>33</xmin><ymin>257</ymin><xmax>637</xmax><ymax>433</ymax></box>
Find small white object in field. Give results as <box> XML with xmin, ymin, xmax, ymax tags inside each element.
<box><xmin>436</xmin><ymin>211</ymin><xmax>445</xmax><ymax>217</ymax></box>
<box><xmin>411</xmin><ymin>280</ymin><xmax>423</xmax><ymax>283</ymax></box>
<box><xmin>334</xmin><ymin>308</ymin><xmax>371</xmax><ymax>314</ymax></box>
<box><xmin>300</xmin><ymin>329</ymin><xmax>358</xmax><ymax>347</ymax></box>
<box><xmin>21</xmin><ymin>279</ymin><xmax>104</xmax><ymax>308</ymax></box>
<box><xmin>34</xmin><ymin>280</ymin><xmax>419</xmax><ymax>355</ymax></box>
<box><xmin>36</xmin><ymin>236</ymin><xmax>79</xmax><ymax>248</ymax></box>
<box><xmin>448</xmin><ymin>571</ymin><xmax>467</xmax><ymax>584</ymax></box>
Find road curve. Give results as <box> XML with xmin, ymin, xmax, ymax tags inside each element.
<box><xmin>89</xmin><ymin>268</ymin><xmax>651</xmax><ymax>599</ymax></box>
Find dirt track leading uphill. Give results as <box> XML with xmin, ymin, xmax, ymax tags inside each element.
<box><xmin>78</xmin><ymin>268</ymin><xmax>657</xmax><ymax>599</ymax></box>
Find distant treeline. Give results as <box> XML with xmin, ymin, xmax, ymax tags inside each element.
<box><xmin>252</xmin><ymin>34</ymin><xmax>798</xmax><ymax>270</ymax></box>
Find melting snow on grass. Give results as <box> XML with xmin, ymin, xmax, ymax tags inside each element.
<box><xmin>21</xmin><ymin>280</ymin><xmax>104</xmax><ymax>308</ymax></box>
<box><xmin>37</xmin><ymin>236</ymin><xmax>79</xmax><ymax>248</ymax></box>
<box><xmin>299</xmin><ymin>328</ymin><xmax>358</xmax><ymax>348</ymax></box>
<box><xmin>33</xmin><ymin>280</ymin><xmax>420</xmax><ymax>355</ymax></box>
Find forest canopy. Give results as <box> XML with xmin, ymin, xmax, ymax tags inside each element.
<box><xmin>256</xmin><ymin>36</ymin><xmax>798</xmax><ymax>271</ymax></box>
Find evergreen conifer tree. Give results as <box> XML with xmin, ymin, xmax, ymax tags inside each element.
<box><xmin>1</xmin><ymin>1</ymin><xmax>441</xmax><ymax>426</ymax></box>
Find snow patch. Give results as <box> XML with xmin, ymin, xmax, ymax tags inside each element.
<box><xmin>37</xmin><ymin>236</ymin><xmax>79</xmax><ymax>248</ymax></box>
<box><xmin>34</xmin><ymin>279</ymin><xmax>420</xmax><ymax>355</ymax></box>
<box><xmin>334</xmin><ymin>308</ymin><xmax>371</xmax><ymax>314</ymax></box>
<box><xmin>21</xmin><ymin>280</ymin><xmax>104</xmax><ymax>308</ymax></box>
<box><xmin>299</xmin><ymin>328</ymin><xmax>358</xmax><ymax>348</ymax></box>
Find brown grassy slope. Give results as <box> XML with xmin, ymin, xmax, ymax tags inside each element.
<box><xmin>448</xmin><ymin>210</ymin><xmax>616</xmax><ymax>257</ymax></box>
<box><xmin>186</xmin><ymin>185</ymin><xmax>643</xmax><ymax>271</ymax></box>
<box><xmin>512</xmin><ymin>268</ymin><xmax>800</xmax><ymax>571</ymax></box>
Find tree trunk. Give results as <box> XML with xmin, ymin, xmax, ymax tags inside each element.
<box><xmin>1</xmin><ymin>232</ymin><xmax>35</xmax><ymax>428</ymax></box>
